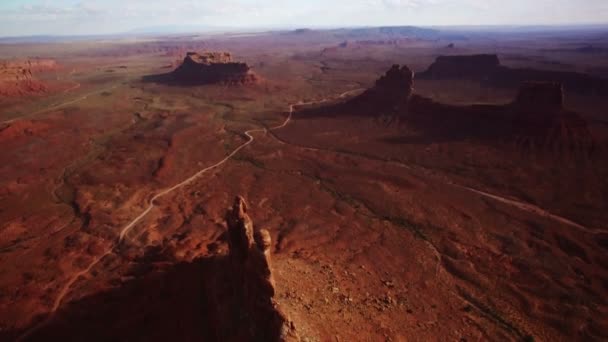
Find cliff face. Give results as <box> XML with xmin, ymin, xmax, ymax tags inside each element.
<box><xmin>0</xmin><ymin>59</ymin><xmax>56</xmax><ymax>97</ymax></box>
<box><xmin>171</xmin><ymin>52</ymin><xmax>257</xmax><ymax>85</ymax></box>
<box><xmin>508</xmin><ymin>82</ymin><xmax>595</xmax><ymax>151</ymax></box>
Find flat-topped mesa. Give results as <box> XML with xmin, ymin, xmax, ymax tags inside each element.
<box><xmin>513</xmin><ymin>81</ymin><xmax>564</xmax><ymax>112</ymax></box>
<box><xmin>419</xmin><ymin>54</ymin><xmax>500</xmax><ymax>79</ymax></box>
<box><xmin>224</xmin><ymin>196</ymin><xmax>297</xmax><ymax>341</ymax></box>
<box><xmin>171</xmin><ymin>51</ymin><xmax>257</xmax><ymax>85</ymax></box>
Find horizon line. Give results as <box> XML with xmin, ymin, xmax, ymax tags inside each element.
<box><xmin>1</xmin><ymin>22</ymin><xmax>608</xmax><ymax>40</ymax></box>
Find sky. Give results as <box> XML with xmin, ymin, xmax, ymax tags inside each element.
<box><xmin>0</xmin><ymin>0</ymin><xmax>607</xmax><ymax>37</ymax></box>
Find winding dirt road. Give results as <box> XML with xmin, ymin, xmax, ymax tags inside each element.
<box><xmin>17</xmin><ymin>86</ymin><xmax>603</xmax><ymax>340</ymax></box>
<box><xmin>1</xmin><ymin>83</ymin><xmax>121</xmax><ymax>125</ymax></box>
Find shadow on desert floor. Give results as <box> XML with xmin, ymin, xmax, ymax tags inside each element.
<box><xmin>7</xmin><ymin>251</ymin><xmax>223</xmax><ymax>342</ymax></box>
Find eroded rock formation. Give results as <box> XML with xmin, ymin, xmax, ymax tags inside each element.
<box><xmin>205</xmin><ymin>196</ymin><xmax>297</xmax><ymax>341</ymax></box>
<box><xmin>346</xmin><ymin>64</ymin><xmax>414</xmax><ymax>118</ymax></box>
<box><xmin>171</xmin><ymin>52</ymin><xmax>257</xmax><ymax>85</ymax></box>
<box><xmin>323</xmin><ymin>65</ymin><xmax>595</xmax><ymax>152</ymax></box>
<box><xmin>508</xmin><ymin>82</ymin><xmax>594</xmax><ymax>151</ymax></box>
<box><xmin>0</xmin><ymin>59</ymin><xmax>57</xmax><ymax>97</ymax></box>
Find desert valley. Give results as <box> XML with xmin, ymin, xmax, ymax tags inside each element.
<box><xmin>0</xmin><ymin>22</ymin><xmax>608</xmax><ymax>342</ymax></box>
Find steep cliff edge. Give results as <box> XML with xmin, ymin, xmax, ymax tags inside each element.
<box><xmin>407</xmin><ymin>80</ymin><xmax>595</xmax><ymax>152</ymax></box>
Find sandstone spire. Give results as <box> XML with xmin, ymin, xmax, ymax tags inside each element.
<box><xmin>224</xmin><ymin>196</ymin><xmax>298</xmax><ymax>341</ymax></box>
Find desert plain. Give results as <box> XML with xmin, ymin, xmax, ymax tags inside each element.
<box><xmin>0</xmin><ymin>26</ymin><xmax>607</xmax><ymax>341</ymax></box>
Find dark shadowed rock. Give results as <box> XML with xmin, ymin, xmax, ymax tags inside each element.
<box><xmin>223</xmin><ymin>196</ymin><xmax>298</xmax><ymax>341</ymax></box>
<box><xmin>513</xmin><ymin>82</ymin><xmax>564</xmax><ymax>111</ymax></box>
<box><xmin>305</xmin><ymin>64</ymin><xmax>596</xmax><ymax>153</ymax></box>
<box><xmin>407</xmin><ymin>80</ymin><xmax>595</xmax><ymax>152</ymax></box>
<box><xmin>375</xmin><ymin>64</ymin><xmax>415</xmax><ymax>93</ymax></box>
<box><xmin>508</xmin><ymin>82</ymin><xmax>594</xmax><ymax>151</ymax></box>
<box><xmin>344</xmin><ymin>64</ymin><xmax>414</xmax><ymax>119</ymax></box>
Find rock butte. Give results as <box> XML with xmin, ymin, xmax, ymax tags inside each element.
<box><xmin>171</xmin><ymin>52</ymin><xmax>258</xmax><ymax>86</ymax></box>
<box><xmin>319</xmin><ymin>64</ymin><xmax>595</xmax><ymax>152</ymax></box>
<box><xmin>344</xmin><ymin>64</ymin><xmax>414</xmax><ymax>116</ymax></box>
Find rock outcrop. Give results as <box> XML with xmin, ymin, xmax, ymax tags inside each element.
<box><xmin>0</xmin><ymin>59</ymin><xmax>57</xmax><ymax>97</ymax></box>
<box><xmin>171</xmin><ymin>52</ymin><xmax>257</xmax><ymax>85</ymax></box>
<box><xmin>411</xmin><ymin>79</ymin><xmax>595</xmax><ymax>152</ymax></box>
<box><xmin>321</xmin><ymin>65</ymin><xmax>595</xmax><ymax>153</ymax></box>
<box><xmin>345</xmin><ymin>64</ymin><xmax>414</xmax><ymax>119</ymax></box>
<box><xmin>205</xmin><ymin>196</ymin><xmax>297</xmax><ymax>341</ymax></box>
<box><xmin>508</xmin><ymin>82</ymin><xmax>594</xmax><ymax>151</ymax></box>
<box><xmin>418</xmin><ymin>54</ymin><xmax>608</xmax><ymax>95</ymax></box>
